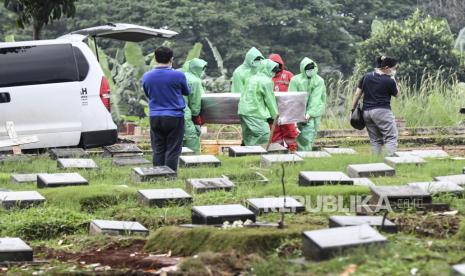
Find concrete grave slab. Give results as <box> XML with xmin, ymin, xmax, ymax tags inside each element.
<box><xmin>103</xmin><ymin>144</ymin><xmax>143</xmax><ymax>157</ymax></box>
<box><xmin>246</xmin><ymin>197</ymin><xmax>305</xmax><ymax>214</ymax></box>
<box><xmin>57</xmin><ymin>158</ymin><xmax>98</xmax><ymax>169</ymax></box>
<box><xmin>302</xmin><ymin>225</ymin><xmax>387</xmax><ymax>260</ymax></box>
<box><xmin>228</xmin><ymin>146</ymin><xmax>267</xmax><ymax>157</ymax></box>
<box><xmin>408</xmin><ymin>182</ymin><xmax>464</xmax><ymax>195</ymax></box>
<box><xmin>369</xmin><ymin>185</ymin><xmax>432</xmax><ymax>209</ymax></box>
<box><xmin>299</xmin><ymin>171</ymin><xmax>354</xmax><ymax>186</ymax></box>
<box><xmin>186</xmin><ymin>177</ymin><xmax>235</xmax><ymax>193</ymax></box>
<box><xmin>49</xmin><ymin>148</ymin><xmax>88</xmax><ymax>160</ymax></box>
<box><xmin>113</xmin><ymin>156</ymin><xmax>151</xmax><ymax>166</ymax></box>
<box><xmin>347</xmin><ymin>163</ymin><xmax>395</xmax><ymax>178</ymax></box>
<box><xmin>434</xmin><ymin>175</ymin><xmax>465</xmax><ymax>186</ymax></box>
<box><xmin>132</xmin><ymin>166</ymin><xmax>176</xmax><ymax>182</ymax></box>
<box><xmin>192</xmin><ymin>204</ymin><xmax>256</xmax><ymax>225</ymax></box>
<box><xmin>10</xmin><ymin>173</ymin><xmax>40</xmax><ymax>184</ymax></box>
<box><xmin>296</xmin><ymin>151</ymin><xmax>331</xmax><ymax>158</ymax></box>
<box><xmin>89</xmin><ymin>220</ymin><xmax>149</xmax><ymax>236</ymax></box>
<box><xmin>329</xmin><ymin>215</ymin><xmax>397</xmax><ymax>233</ymax></box>
<box><xmin>453</xmin><ymin>264</ymin><xmax>465</xmax><ymax>275</ymax></box>
<box><xmin>0</xmin><ymin>191</ymin><xmax>45</xmax><ymax>209</ymax></box>
<box><xmin>395</xmin><ymin>150</ymin><xmax>449</xmax><ymax>159</ymax></box>
<box><xmin>179</xmin><ymin>155</ymin><xmax>221</xmax><ymax>167</ymax></box>
<box><xmin>262</xmin><ymin>143</ymin><xmax>288</xmax><ymax>154</ymax></box>
<box><xmin>181</xmin><ymin>147</ymin><xmax>195</xmax><ymax>155</ymax></box>
<box><xmin>261</xmin><ymin>154</ymin><xmax>303</xmax><ymax>167</ymax></box>
<box><xmin>37</xmin><ymin>173</ymin><xmax>88</xmax><ymax>188</ymax></box>
<box><xmin>351</xmin><ymin>178</ymin><xmax>376</xmax><ymax>187</ymax></box>
<box><xmin>0</xmin><ymin>238</ymin><xmax>33</xmax><ymax>262</ymax></box>
<box><xmin>323</xmin><ymin>148</ymin><xmax>357</xmax><ymax>155</ymax></box>
<box><xmin>138</xmin><ymin>188</ymin><xmax>192</xmax><ymax>207</ymax></box>
<box><xmin>384</xmin><ymin>156</ymin><xmax>426</xmax><ymax>167</ymax></box>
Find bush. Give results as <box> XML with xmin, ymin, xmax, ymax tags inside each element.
<box><xmin>356</xmin><ymin>10</ymin><xmax>463</xmax><ymax>85</ymax></box>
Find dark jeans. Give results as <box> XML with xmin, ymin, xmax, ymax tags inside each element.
<box><xmin>150</xmin><ymin>116</ymin><xmax>185</xmax><ymax>171</ymax></box>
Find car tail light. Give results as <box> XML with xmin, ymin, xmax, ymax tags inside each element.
<box><xmin>100</xmin><ymin>77</ymin><xmax>111</xmax><ymax>111</ymax></box>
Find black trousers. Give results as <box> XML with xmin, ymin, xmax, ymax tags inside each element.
<box><xmin>149</xmin><ymin>116</ymin><xmax>185</xmax><ymax>171</ymax></box>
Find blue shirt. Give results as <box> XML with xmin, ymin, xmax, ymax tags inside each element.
<box><xmin>358</xmin><ymin>71</ymin><xmax>398</xmax><ymax>111</ymax></box>
<box><xmin>142</xmin><ymin>66</ymin><xmax>190</xmax><ymax>117</ymax></box>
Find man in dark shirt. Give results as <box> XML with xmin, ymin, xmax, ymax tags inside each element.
<box><xmin>142</xmin><ymin>47</ymin><xmax>190</xmax><ymax>171</ymax></box>
<box><xmin>351</xmin><ymin>56</ymin><xmax>399</xmax><ymax>156</ymax></box>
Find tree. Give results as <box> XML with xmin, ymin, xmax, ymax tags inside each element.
<box><xmin>4</xmin><ymin>0</ymin><xmax>77</xmax><ymax>40</ymax></box>
<box><xmin>417</xmin><ymin>0</ymin><xmax>465</xmax><ymax>34</ymax></box>
<box><xmin>356</xmin><ymin>10</ymin><xmax>463</xmax><ymax>85</ymax></box>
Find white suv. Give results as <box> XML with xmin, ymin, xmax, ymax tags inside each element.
<box><xmin>0</xmin><ymin>23</ymin><xmax>177</xmax><ymax>150</ymax></box>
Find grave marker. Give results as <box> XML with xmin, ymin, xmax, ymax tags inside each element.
<box><xmin>329</xmin><ymin>216</ymin><xmax>397</xmax><ymax>233</ymax></box>
<box><xmin>113</xmin><ymin>156</ymin><xmax>151</xmax><ymax>166</ymax></box>
<box><xmin>295</xmin><ymin>151</ymin><xmax>331</xmax><ymax>158</ymax></box>
<box><xmin>37</xmin><ymin>173</ymin><xmax>88</xmax><ymax>188</ymax></box>
<box><xmin>10</xmin><ymin>173</ymin><xmax>40</xmax><ymax>184</ymax></box>
<box><xmin>246</xmin><ymin>197</ymin><xmax>305</xmax><ymax>214</ymax></box>
<box><xmin>0</xmin><ymin>155</ymin><xmax>31</xmax><ymax>164</ymax></box>
<box><xmin>0</xmin><ymin>238</ymin><xmax>33</xmax><ymax>262</ymax></box>
<box><xmin>261</xmin><ymin>154</ymin><xmax>303</xmax><ymax>167</ymax></box>
<box><xmin>138</xmin><ymin>188</ymin><xmax>192</xmax><ymax>207</ymax></box>
<box><xmin>453</xmin><ymin>264</ymin><xmax>465</xmax><ymax>275</ymax></box>
<box><xmin>299</xmin><ymin>171</ymin><xmax>353</xmax><ymax>186</ymax></box>
<box><xmin>49</xmin><ymin>148</ymin><xmax>88</xmax><ymax>160</ymax></box>
<box><xmin>263</xmin><ymin>143</ymin><xmax>288</xmax><ymax>154</ymax></box>
<box><xmin>179</xmin><ymin>155</ymin><xmax>221</xmax><ymax>167</ymax></box>
<box><xmin>369</xmin><ymin>185</ymin><xmax>432</xmax><ymax>209</ymax></box>
<box><xmin>395</xmin><ymin>150</ymin><xmax>449</xmax><ymax>158</ymax></box>
<box><xmin>302</xmin><ymin>225</ymin><xmax>387</xmax><ymax>260</ymax></box>
<box><xmin>103</xmin><ymin>144</ymin><xmax>143</xmax><ymax>157</ymax></box>
<box><xmin>434</xmin><ymin>175</ymin><xmax>465</xmax><ymax>186</ymax></box>
<box><xmin>323</xmin><ymin>148</ymin><xmax>357</xmax><ymax>155</ymax></box>
<box><xmin>181</xmin><ymin>147</ymin><xmax>195</xmax><ymax>155</ymax></box>
<box><xmin>0</xmin><ymin>191</ymin><xmax>45</xmax><ymax>209</ymax></box>
<box><xmin>228</xmin><ymin>146</ymin><xmax>267</xmax><ymax>157</ymax></box>
<box><xmin>384</xmin><ymin>156</ymin><xmax>426</xmax><ymax>167</ymax></box>
<box><xmin>347</xmin><ymin>163</ymin><xmax>395</xmax><ymax>178</ymax></box>
<box><xmin>408</xmin><ymin>182</ymin><xmax>464</xmax><ymax>195</ymax></box>
<box><xmin>89</xmin><ymin>220</ymin><xmax>149</xmax><ymax>236</ymax></box>
<box><xmin>186</xmin><ymin>177</ymin><xmax>235</xmax><ymax>193</ymax></box>
<box><xmin>351</xmin><ymin>178</ymin><xmax>376</xmax><ymax>187</ymax></box>
<box><xmin>57</xmin><ymin>158</ymin><xmax>98</xmax><ymax>169</ymax></box>
<box><xmin>132</xmin><ymin>167</ymin><xmax>176</xmax><ymax>182</ymax></box>
<box><xmin>192</xmin><ymin>204</ymin><xmax>256</xmax><ymax>225</ymax></box>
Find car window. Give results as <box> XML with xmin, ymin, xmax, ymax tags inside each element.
<box><xmin>0</xmin><ymin>44</ymin><xmax>79</xmax><ymax>88</ymax></box>
<box><xmin>73</xmin><ymin>46</ymin><xmax>89</xmax><ymax>81</ymax></box>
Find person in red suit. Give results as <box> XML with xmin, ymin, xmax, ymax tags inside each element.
<box><xmin>269</xmin><ymin>53</ymin><xmax>299</xmax><ymax>152</ymax></box>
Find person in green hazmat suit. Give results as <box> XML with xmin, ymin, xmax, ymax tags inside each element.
<box><xmin>289</xmin><ymin>57</ymin><xmax>327</xmax><ymax>151</ymax></box>
<box><xmin>238</xmin><ymin>59</ymin><xmax>280</xmax><ymax>146</ymax></box>
<box><xmin>231</xmin><ymin>47</ymin><xmax>265</xmax><ymax>94</ymax></box>
<box><xmin>180</xmin><ymin>58</ymin><xmax>208</xmax><ymax>153</ymax></box>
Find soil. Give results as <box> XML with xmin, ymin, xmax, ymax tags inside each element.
<box><xmin>36</xmin><ymin>239</ymin><xmax>182</xmax><ymax>274</ymax></box>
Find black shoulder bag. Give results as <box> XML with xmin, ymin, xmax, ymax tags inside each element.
<box><xmin>350</xmin><ymin>103</ymin><xmax>365</xmax><ymax>130</ymax></box>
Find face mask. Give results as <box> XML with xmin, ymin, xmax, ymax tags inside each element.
<box><xmin>201</xmin><ymin>71</ymin><xmax>206</xmax><ymax>78</ymax></box>
<box><xmin>306</xmin><ymin>69</ymin><xmax>315</xmax><ymax>78</ymax></box>
<box><xmin>389</xmin><ymin>69</ymin><xmax>397</xmax><ymax>77</ymax></box>
<box><xmin>252</xmin><ymin>60</ymin><xmax>261</xmax><ymax>67</ymax></box>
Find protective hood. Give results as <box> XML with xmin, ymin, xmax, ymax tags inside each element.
<box><xmin>269</xmin><ymin>54</ymin><xmax>285</xmax><ymax>70</ymax></box>
<box><xmin>182</xmin><ymin>58</ymin><xmax>208</xmax><ymax>78</ymax></box>
<box><xmin>244</xmin><ymin>47</ymin><xmax>264</xmax><ymax>67</ymax></box>
<box><xmin>300</xmin><ymin>57</ymin><xmax>319</xmax><ymax>77</ymax></box>
<box><xmin>259</xmin><ymin>59</ymin><xmax>279</xmax><ymax>78</ymax></box>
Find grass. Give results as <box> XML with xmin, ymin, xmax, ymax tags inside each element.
<box><xmin>321</xmin><ymin>74</ymin><xmax>465</xmax><ymax>130</ymax></box>
<box><xmin>0</xmin><ymin>146</ymin><xmax>464</xmax><ymax>274</ymax></box>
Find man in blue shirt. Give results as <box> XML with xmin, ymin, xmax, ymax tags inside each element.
<box><xmin>142</xmin><ymin>46</ymin><xmax>190</xmax><ymax>171</ymax></box>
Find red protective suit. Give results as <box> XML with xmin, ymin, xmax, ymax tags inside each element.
<box><xmin>269</xmin><ymin>54</ymin><xmax>299</xmax><ymax>152</ymax></box>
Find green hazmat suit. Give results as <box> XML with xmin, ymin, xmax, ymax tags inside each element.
<box><xmin>180</xmin><ymin>58</ymin><xmax>207</xmax><ymax>154</ymax></box>
<box><xmin>289</xmin><ymin>57</ymin><xmax>327</xmax><ymax>151</ymax></box>
<box><xmin>238</xmin><ymin>59</ymin><xmax>279</xmax><ymax>146</ymax></box>
<box><xmin>231</xmin><ymin>47</ymin><xmax>264</xmax><ymax>94</ymax></box>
